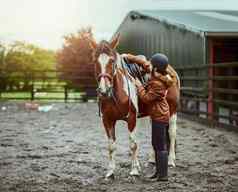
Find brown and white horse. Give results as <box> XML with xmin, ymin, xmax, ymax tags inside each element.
<box><xmin>88</xmin><ymin>34</ymin><xmax>180</xmax><ymax>178</ymax></box>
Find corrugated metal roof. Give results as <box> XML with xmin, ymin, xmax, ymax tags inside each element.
<box><xmin>133</xmin><ymin>10</ymin><xmax>238</xmax><ymax>33</ymax></box>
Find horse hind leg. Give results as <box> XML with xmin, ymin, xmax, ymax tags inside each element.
<box><xmin>128</xmin><ymin>113</ymin><xmax>141</xmax><ymax>176</ymax></box>
<box><xmin>168</xmin><ymin>113</ymin><xmax>177</xmax><ymax>167</ymax></box>
<box><xmin>148</xmin><ymin>148</ymin><xmax>156</xmax><ymax>164</ymax></box>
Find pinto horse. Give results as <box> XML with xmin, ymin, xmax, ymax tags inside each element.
<box><xmin>88</xmin><ymin>34</ymin><xmax>180</xmax><ymax>178</ymax></box>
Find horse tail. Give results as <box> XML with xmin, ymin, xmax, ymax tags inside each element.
<box><xmin>175</xmin><ymin>71</ymin><xmax>181</xmax><ymax>112</ymax></box>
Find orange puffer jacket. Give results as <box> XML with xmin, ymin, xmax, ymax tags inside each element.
<box><xmin>137</xmin><ymin>74</ymin><xmax>173</xmax><ymax>123</ymax></box>
<box><xmin>124</xmin><ymin>53</ymin><xmax>176</xmax><ymax>122</ymax></box>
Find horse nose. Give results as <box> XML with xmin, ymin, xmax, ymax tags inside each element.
<box><xmin>97</xmin><ymin>87</ymin><xmax>107</xmax><ymax>95</ymax></box>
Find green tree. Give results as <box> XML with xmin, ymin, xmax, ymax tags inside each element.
<box><xmin>0</xmin><ymin>43</ymin><xmax>7</xmax><ymax>90</ymax></box>
<box><xmin>3</xmin><ymin>41</ymin><xmax>56</xmax><ymax>90</ymax></box>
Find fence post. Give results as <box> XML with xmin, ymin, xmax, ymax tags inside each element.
<box><xmin>64</xmin><ymin>85</ymin><xmax>68</xmax><ymax>103</ymax></box>
<box><xmin>31</xmin><ymin>83</ymin><xmax>34</xmax><ymax>101</ymax></box>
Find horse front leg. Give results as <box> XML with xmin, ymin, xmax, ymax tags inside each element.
<box><xmin>128</xmin><ymin>112</ymin><xmax>141</xmax><ymax>176</ymax></box>
<box><xmin>168</xmin><ymin>113</ymin><xmax>177</xmax><ymax>167</ymax></box>
<box><xmin>103</xmin><ymin>119</ymin><xmax>116</xmax><ymax>179</ymax></box>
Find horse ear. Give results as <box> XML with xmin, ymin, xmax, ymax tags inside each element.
<box><xmin>110</xmin><ymin>33</ymin><xmax>120</xmax><ymax>49</ymax></box>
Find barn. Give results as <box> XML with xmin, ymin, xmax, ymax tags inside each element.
<box><xmin>114</xmin><ymin>10</ymin><xmax>238</xmax><ymax>129</ymax></box>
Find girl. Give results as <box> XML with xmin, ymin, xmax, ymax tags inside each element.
<box><xmin>124</xmin><ymin>53</ymin><xmax>175</xmax><ymax>181</ymax></box>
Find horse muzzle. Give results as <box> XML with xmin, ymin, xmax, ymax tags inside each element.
<box><xmin>97</xmin><ymin>86</ymin><xmax>113</xmax><ymax>98</ymax></box>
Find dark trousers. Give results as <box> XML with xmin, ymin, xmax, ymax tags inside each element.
<box><xmin>152</xmin><ymin>120</ymin><xmax>169</xmax><ymax>152</ymax></box>
<box><xmin>151</xmin><ymin>120</ymin><xmax>169</xmax><ymax>180</ymax></box>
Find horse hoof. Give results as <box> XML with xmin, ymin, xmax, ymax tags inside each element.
<box><xmin>105</xmin><ymin>171</ymin><xmax>115</xmax><ymax>180</ymax></box>
<box><xmin>148</xmin><ymin>156</ymin><xmax>155</xmax><ymax>164</ymax></box>
<box><xmin>129</xmin><ymin>169</ymin><xmax>140</xmax><ymax>176</ymax></box>
<box><xmin>168</xmin><ymin>160</ymin><xmax>176</xmax><ymax>168</ymax></box>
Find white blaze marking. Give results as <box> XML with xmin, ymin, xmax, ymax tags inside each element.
<box><xmin>98</xmin><ymin>53</ymin><xmax>110</xmax><ymax>92</ymax></box>
<box><xmin>99</xmin><ymin>77</ymin><xmax>106</xmax><ymax>92</ymax></box>
<box><xmin>98</xmin><ymin>53</ymin><xmax>110</xmax><ymax>73</ymax></box>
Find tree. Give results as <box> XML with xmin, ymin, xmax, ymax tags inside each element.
<box><xmin>0</xmin><ymin>41</ymin><xmax>56</xmax><ymax>90</ymax></box>
<box><xmin>57</xmin><ymin>27</ymin><xmax>96</xmax><ymax>89</ymax></box>
<box><xmin>0</xmin><ymin>43</ymin><xmax>7</xmax><ymax>90</ymax></box>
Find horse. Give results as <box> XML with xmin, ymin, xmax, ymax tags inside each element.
<box><xmin>87</xmin><ymin>34</ymin><xmax>180</xmax><ymax>178</ymax></box>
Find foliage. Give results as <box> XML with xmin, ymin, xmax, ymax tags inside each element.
<box><xmin>57</xmin><ymin>27</ymin><xmax>96</xmax><ymax>88</ymax></box>
<box><xmin>0</xmin><ymin>41</ymin><xmax>56</xmax><ymax>91</ymax></box>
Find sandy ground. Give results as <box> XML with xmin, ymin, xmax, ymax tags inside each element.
<box><xmin>0</xmin><ymin>102</ymin><xmax>238</xmax><ymax>192</ymax></box>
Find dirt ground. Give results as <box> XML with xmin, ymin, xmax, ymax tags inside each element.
<box><xmin>0</xmin><ymin>102</ymin><xmax>238</xmax><ymax>192</ymax></box>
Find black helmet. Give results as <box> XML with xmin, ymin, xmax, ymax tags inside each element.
<box><xmin>150</xmin><ymin>53</ymin><xmax>168</xmax><ymax>73</ymax></box>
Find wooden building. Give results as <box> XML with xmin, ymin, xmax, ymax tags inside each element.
<box><xmin>114</xmin><ymin>10</ymin><xmax>238</xmax><ymax>128</ymax></box>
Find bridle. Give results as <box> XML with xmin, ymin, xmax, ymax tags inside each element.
<box><xmin>96</xmin><ymin>53</ymin><xmax>131</xmax><ymax>119</ymax></box>
<box><xmin>95</xmin><ymin>54</ymin><xmax>117</xmax><ymax>96</ymax></box>
<box><xmin>97</xmin><ymin>73</ymin><xmax>113</xmax><ymax>83</ymax></box>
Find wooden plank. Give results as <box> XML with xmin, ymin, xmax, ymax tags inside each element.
<box><xmin>212</xmin><ymin>76</ymin><xmax>238</xmax><ymax>81</ymax></box>
<box><xmin>180</xmin><ymin>76</ymin><xmax>208</xmax><ymax>81</ymax></box>
<box><xmin>212</xmin><ymin>88</ymin><xmax>238</xmax><ymax>95</ymax></box>
<box><xmin>210</xmin><ymin>62</ymin><xmax>238</xmax><ymax>68</ymax></box>
<box><xmin>175</xmin><ymin>62</ymin><xmax>238</xmax><ymax>71</ymax></box>
<box><xmin>180</xmin><ymin>96</ymin><xmax>208</xmax><ymax>101</ymax></box>
<box><xmin>175</xmin><ymin>65</ymin><xmax>206</xmax><ymax>71</ymax></box>
<box><xmin>180</xmin><ymin>87</ymin><xmax>206</xmax><ymax>92</ymax></box>
<box><xmin>214</xmin><ymin>99</ymin><xmax>238</xmax><ymax>108</ymax></box>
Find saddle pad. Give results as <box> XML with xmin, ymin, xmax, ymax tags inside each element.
<box><xmin>122</xmin><ymin>58</ymin><xmax>148</xmax><ymax>85</ymax></box>
<box><xmin>121</xmin><ymin>74</ymin><xmax>138</xmax><ymax>113</ymax></box>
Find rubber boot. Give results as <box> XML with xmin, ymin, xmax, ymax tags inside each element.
<box><xmin>148</xmin><ymin>151</ymin><xmax>158</xmax><ymax>179</ymax></box>
<box><xmin>157</xmin><ymin>150</ymin><xmax>168</xmax><ymax>181</ymax></box>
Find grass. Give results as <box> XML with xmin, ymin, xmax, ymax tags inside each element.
<box><xmin>0</xmin><ymin>91</ymin><xmax>84</xmax><ymax>101</ymax></box>
<box><xmin>0</xmin><ymin>81</ymin><xmax>95</xmax><ymax>102</ymax></box>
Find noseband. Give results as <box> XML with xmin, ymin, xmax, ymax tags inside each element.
<box><xmin>96</xmin><ymin>60</ymin><xmax>115</xmax><ymax>98</ymax></box>
<box><xmin>97</xmin><ymin>73</ymin><xmax>113</xmax><ymax>82</ymax></box>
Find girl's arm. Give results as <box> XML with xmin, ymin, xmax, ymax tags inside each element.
<box><xmin>136</xmin><ymin>81</ymin><xmax>167</xmax><ymax>104</ymax></box>
<box><xmin>122</xmin><ymin>53</ymin><xmax>151</xmax><ymax>73</ymax></box>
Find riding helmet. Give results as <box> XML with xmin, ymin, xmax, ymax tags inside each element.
<box><xmin>150</xmin><ymin>53</ymin><xmax>168</xmax><ymax>73</ymax></box>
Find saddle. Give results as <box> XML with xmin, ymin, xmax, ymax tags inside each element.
<box><xmin>121</xmin><ymin>57</ymin><xmax>149</xmax><ymax>118</ymax></box>
<box><xmin>121</xmin><ymin>57</ymin><xmax>148</xmax><ymax>85</ymax></box>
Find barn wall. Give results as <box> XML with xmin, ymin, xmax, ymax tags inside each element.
<box><xmin>114</xmin><ymin>12</ymin><xmax>238</xmax><ymax>129</ymax></box>
<box><xmin>116</xmin><ymin>13</ymin><xmax>207</xmax><ymax>89</ymax></box>
<box><xmin>117</xmin><ymin>13</ymin><xmax>205</xmax><ymax>68</ymax></box>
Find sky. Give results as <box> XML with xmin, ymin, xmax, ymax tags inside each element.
<box><xmin>0</xmin><ymin>0</ymin><xmax>238</xmax><ymax>50</ymax></box>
